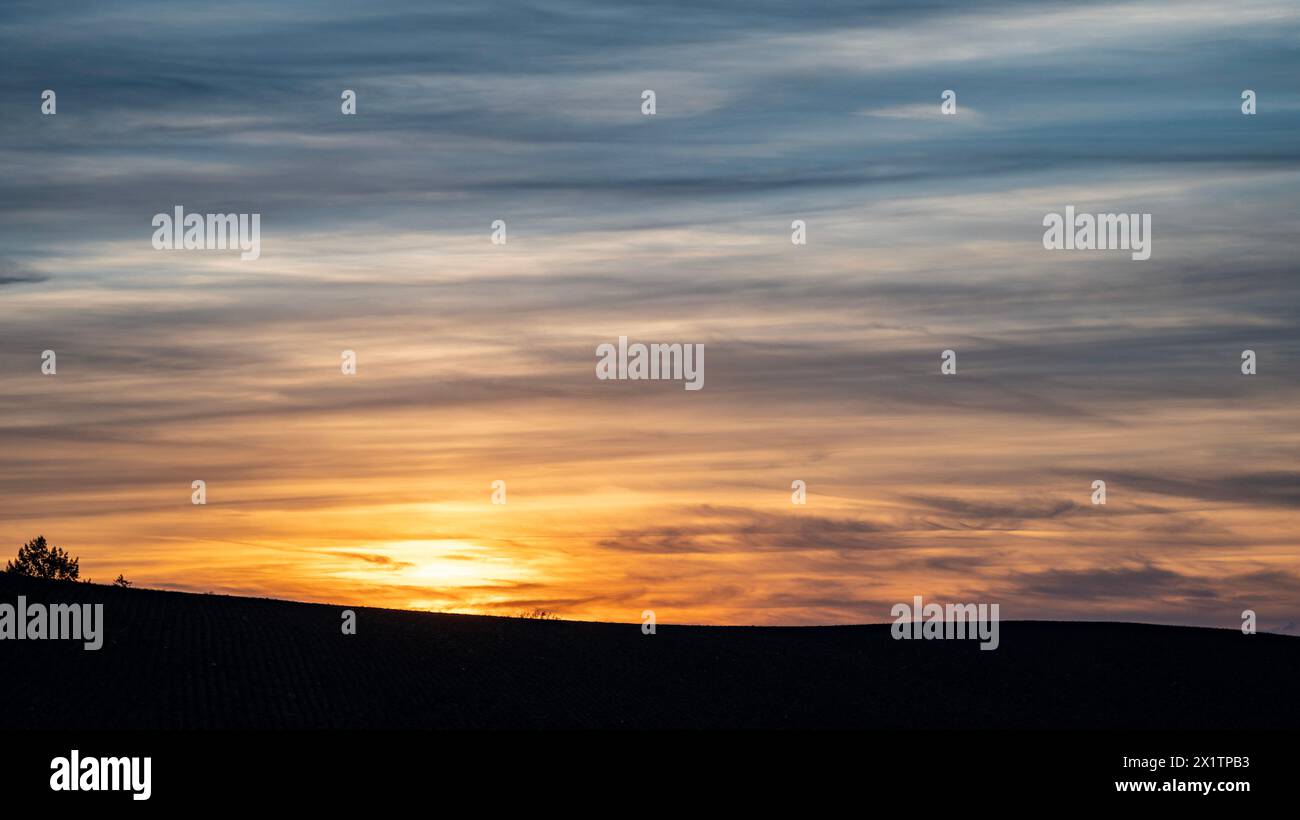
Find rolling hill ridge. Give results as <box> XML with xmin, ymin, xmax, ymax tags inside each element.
<box><xmin>2</xmin><ymin>574</ymin><xmax>1296</xmax><ymax>730</ymax></box>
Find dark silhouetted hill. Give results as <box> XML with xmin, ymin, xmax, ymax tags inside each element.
<box><xmin>2</xmin><ymin>574</ymin><xmax>1296</xmax><ymax>729</ymax></box>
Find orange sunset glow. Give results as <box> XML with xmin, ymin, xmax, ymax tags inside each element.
<box><xmin>3</xmin><ymin>216</ymin><xmax>1298</xmax><ymax>627</ymax></box>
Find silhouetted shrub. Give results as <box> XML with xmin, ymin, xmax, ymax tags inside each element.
<box><xmin>4</xmin><ymin>536</ymin><xmax>80</xmax><ymax>581</ymax></box>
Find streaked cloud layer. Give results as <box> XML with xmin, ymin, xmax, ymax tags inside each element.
<box><xmin>1</xmin><ymin>0</ymin><xmax>1298</xmax><ymax>628</ymax></box>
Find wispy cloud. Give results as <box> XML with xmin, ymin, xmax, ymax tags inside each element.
<box><xmin>1</xmin><ymin>0</ymin><xmax>1297</xmax><ymax>628</ymax></box>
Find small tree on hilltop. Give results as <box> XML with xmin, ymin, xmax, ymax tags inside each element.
<box><xmin>4</xmin><ymin>536</ymin><xmax>80</xmax><ymax>581</ymax></box>
<box><xmin>518</xmin><ymin>608</ymin><xmax>557</xmax><ymax>620</ymax></box>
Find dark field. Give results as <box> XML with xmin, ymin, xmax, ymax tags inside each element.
<box><xmin>2</xmin><ymin>574</ymin><xmax>1296</xmax><ymax>730</ymax></box>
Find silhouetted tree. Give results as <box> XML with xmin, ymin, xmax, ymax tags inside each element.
<box><xmin>113</xmin><ymin>574</ymin><xmax>133</xmax><ymax>588</ymax></box>
<box><xmin>4</xmin><ymin>536</ymin><xmax>80</xmax><ymax>581</ymax></box>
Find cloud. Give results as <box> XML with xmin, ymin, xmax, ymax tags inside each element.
<box><xmin>1007</xmin><ymin>564</ymin><xmax>1220</xmax><ymax>602</ymax></box>
<box><xmin>1081</xmin><ymin>471</ymin><xmax>1300</xmax><ymax>509</ymax></box>
<box><xmin>0</xmin><ymin>259</ymin><xmax>48</xmax><ymax>287</ymax></box>
<box><xmin>857</xmin><ymin>103</ymin><xmax>986</xmax><ymax>124</ymax></box>
<box><xmin>593</xmin><ymin>505</ymin><xmax>898</xmax><ymax>554</ymax></box>
<box><xmin>1</xmin><ymin>0</ymin><xmax>1298</xmax><ymax>626</ymax></box>
<box><xmin>334</xmin><ymin>552</ymin><xmax>414</xmax><ymax>569</ymax></box>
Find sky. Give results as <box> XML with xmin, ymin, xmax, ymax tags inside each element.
<box><xmin>1</xmin><ymin>0</ymin><xmax>1298</xmax><ymax>628</ymax></box>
